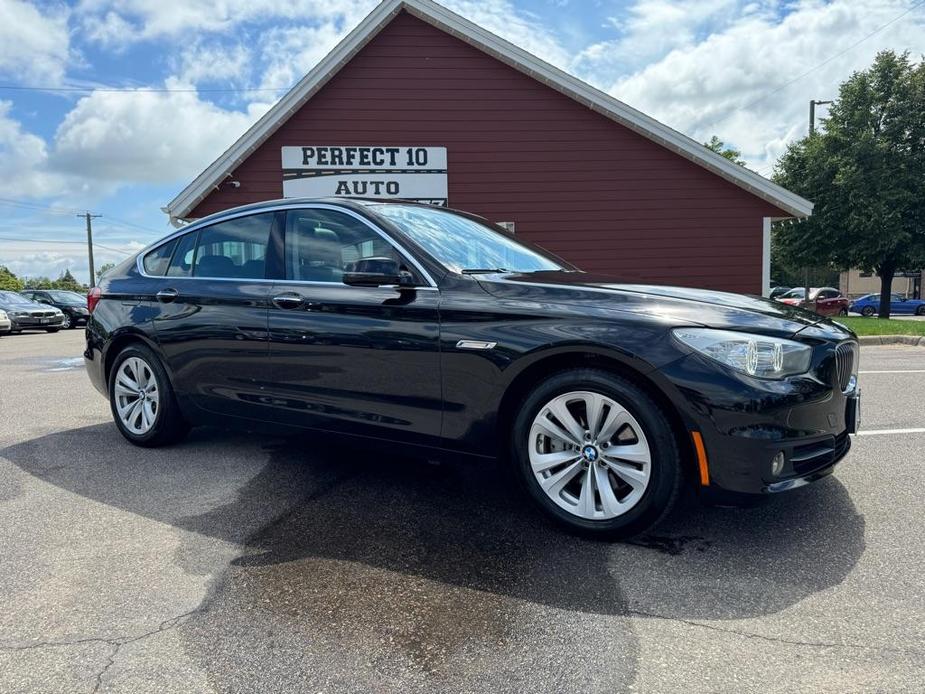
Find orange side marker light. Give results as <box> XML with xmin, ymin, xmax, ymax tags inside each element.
<box><xmin>690</xmin><ymin>431</ymin><xmax>710</xmax><ymax>486</ymax></box>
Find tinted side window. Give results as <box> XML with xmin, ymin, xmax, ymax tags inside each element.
<box><xmin>284</xmin><ymin>209</ymin><xmax>402</xmax><ymax>283</ymax></box>
<box><xmin>194</xmin><ymin>214</ymin><xmax>273</xmax><ymax>279</ymax></box>
<box><xmin>143</xmin><ymin>239</ymin><xmax>178</xmax><ymax>276</ymax></box>
<box><xmin>167</xmin><ymin>232</ymin><xmax>198</xmax><ymax>278</ymax></box>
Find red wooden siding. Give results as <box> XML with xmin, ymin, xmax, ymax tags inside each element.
<box><xmin>190</xmin><ymin>10</ymin><xmax>788</xmax><ymax>293</ymax></box>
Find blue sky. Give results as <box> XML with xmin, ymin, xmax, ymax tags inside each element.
<box><xmin>0</xmin><ymin>0</ymin><xmax>923</xmax><ymax>283</ymax></box>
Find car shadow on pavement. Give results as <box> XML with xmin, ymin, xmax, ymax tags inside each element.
<box><xmin>2</xmin><ymin>423</ymin><xmax>865</xmax><ymax>690</ymax></box>
<box><xmin>1</xmin><ymin>423</ymin><xmax>865</xmax><ymax>621</ymax></box>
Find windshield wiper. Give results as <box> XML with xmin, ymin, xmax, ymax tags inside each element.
<box><xmin>461</xmin><ymin>268</ymin><xmax>510</xmax><ymax>274</ymax></box>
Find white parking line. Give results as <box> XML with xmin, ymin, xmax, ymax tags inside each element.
<box><xmin>859</xmin><ymin>370</ymin><xmax>925</xmax><ymax>374</ymax></box>
<box><xmin>857</xmin><ymin>428</ymin><xmax>925</xmax><ymax>436</ymax></box>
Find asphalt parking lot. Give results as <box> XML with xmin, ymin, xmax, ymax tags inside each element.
<box><xmin>1</xmin><ymin>330</ymin><xmax>923</xmax><ymax>693</ymax></box>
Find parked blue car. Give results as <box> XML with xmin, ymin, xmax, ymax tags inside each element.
<box><xmin>849</xmin><ymin>293</ymin><xmax>925</xmax><ymax>316</ymax></box>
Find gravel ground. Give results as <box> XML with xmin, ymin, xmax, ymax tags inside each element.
<box><xmin>1</xmin><ymin>331</ymin><xmax>923</xmax><ymax>693</ymax></box>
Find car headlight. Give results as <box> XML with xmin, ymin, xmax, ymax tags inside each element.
<box><xmin>12</xmin><ymin>310</ymin><xmax>28</xmax><ymax>317</ymax></box>
<box><xmin>0</xmin><ymin>310</ymin><xmax>7</xmax><ymax>319</ymax></box>
<box><xmin>672</xmin><ymin>328</ymin><xmax>813</xmax><ymax>379</ymax></box>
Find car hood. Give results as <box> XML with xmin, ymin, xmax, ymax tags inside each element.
<box><xmin>475</xmin><ymin>271</ymin><xmax>852</xmax><ymax>339</ymax></box>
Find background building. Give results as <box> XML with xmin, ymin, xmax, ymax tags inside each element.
<box><xmin>840</xmin><ymin>269</ymin><xmax>923</xmax><ymax>299</ymax></box>
<box><xmin>166</xmin><ymin>0</ymin><xmax>812</xmax><ymax>296</ymax></box>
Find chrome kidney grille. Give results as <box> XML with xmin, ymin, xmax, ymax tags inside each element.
<box><xmin>834</xmin><ymin>342</ymin><xmax>858</xmax><ymax>392</ymax></box>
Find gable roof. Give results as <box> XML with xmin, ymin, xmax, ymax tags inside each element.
<box><xmin>163</xmin><ymin>0</ymin><xmax>813</xmax><ymax>225</ymax></box>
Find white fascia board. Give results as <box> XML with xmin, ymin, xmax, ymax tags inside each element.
<box><xmin>165</xmin><ymin>0</ymin><xmax>813</xmax><ymax>222</ymax></box>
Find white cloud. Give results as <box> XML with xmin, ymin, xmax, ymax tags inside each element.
<box><xmin>172</xmin><ymin>40</ymin><xmax>253</xmax><ymax>85</ymax></box>
<box><xmin>257</xmin><ymin>23</ymin><xmax>350</xmax><ymax>92</ymax></box>
<box><xmin>0</xmin><ymin>240</ymin><xmax>145</xmax><ymax>285</ymax></box>
<box><xmin>603</xmin><ymin>0</ymin><xmax>925</xmax><ymax>172</ymax></box>
<box><xmin>0</xmin><ymin>0</ymin><xmax>72</xmax><ymax>83</ymax></box>
<box><xmin>0</xmin><ymin>101</ymin><xmax>65</xmax><ymax>198</ymax></box>
<box><xmin>52</xmin><ymin>78</ymin><xmax>273</xmax><ymax>184</ymax></box>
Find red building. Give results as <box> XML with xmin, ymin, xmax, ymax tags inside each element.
<box><xmin>165</xmin><ymin>0</ymin><xmax>812</xmax><ymax>295</ymax></box>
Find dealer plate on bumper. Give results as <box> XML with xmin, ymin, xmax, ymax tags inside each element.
<box><xmin>846</xmin><ymin>392</ymin><xmax>861</xmax><ymax>434</ymax></box>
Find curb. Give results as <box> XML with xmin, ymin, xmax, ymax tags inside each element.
<box><xmin>857</xmin><ymin>335</ymin><xmax>925</xmax><ymax>346</ymax></box>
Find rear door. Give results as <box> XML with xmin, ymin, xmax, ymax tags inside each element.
<box><xmin>149</xmin><ymin>211</ymin><xmax>279</xmax><ymax>418</ymax></box>
<box><xmin>264</xmin><ymin>206</ymin><xmax>443</xmax><ymax>445</ymax></box>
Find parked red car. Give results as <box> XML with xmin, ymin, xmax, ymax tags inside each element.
<box><xmin>775</xmin><ymin>287</ymin><xmax>850</xmax><ymax>317</ymax></box>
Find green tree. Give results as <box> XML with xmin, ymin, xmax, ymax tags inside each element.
<box><xmin>22</xmin><ymin>276</ymin><xmax>54</xmax><ymax>289</ymax></box>
<box><xmin>704</xmin><ymin>135</ymin><xmax>746</xmax><ymax>166</ymax></box>
<box><xmin>96</xmin><ymin>263</ymin><xmax>116</xmax><ymax>283</ymax></box>
<box><xmin>0</xmin><ymin>265</ymin><xmax>24</xmax><ymax>291</ymax></box>
<box><xmin>773</xmin><ymin>50</ymin><xmax>925</xmax><ymax>318</ymax></box>
<box><xmin>53</xmin><ymin>269</ymin><xmax>85</xmax><ymax>292</ymax></box>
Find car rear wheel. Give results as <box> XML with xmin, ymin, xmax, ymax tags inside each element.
<box><xmin>109</xmin><ymin>344</ymin><xmax>189</xmax><ymax>447</ymax></box>
<box><xmin>838</xmin><ymin>308</ymin><xmax>848</xmax><ymax>316</ymax></box>
<box><xmin>861</xmin><ymin>306</ymin><xmax>875</xmax><ymax>317</ymax></box>
<box><xmin>511</xmin><ymin>369</ymin><xmax>681</xmax><ymax>540</ymax></box>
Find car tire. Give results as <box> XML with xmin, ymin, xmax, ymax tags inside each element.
<box><xmin>861</xmin><ymin>306</ymin><xmax>875</xmax><ymax>317</ymax></box>
<box><xmin>510</xmin><ymin>368</ymin><xmax>681</xmax><ymax>540</ymax></box>
<box><xmin>917</xmin><ymin>306</ymin><xmax>925</xmax><ymax>316</ymax></box>
<box><xmin>61</xmin><ymin>313</ymin><xmax>73</xmax><ymax>329</ymax></box>
<box><xmin>108</xmin><ymin>344</ymin><xmax>190</xmax><ymax>447</ymax></box>
<box><xmin>45</xmin><ymin>328</ymin><xmax>60</xmax><ymax>333</ymax></box>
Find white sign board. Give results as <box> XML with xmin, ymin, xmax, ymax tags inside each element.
<box><xmin>282</xmin><ymin>146</ymin><xmax>447</xmax><ymax>206</ymax></box>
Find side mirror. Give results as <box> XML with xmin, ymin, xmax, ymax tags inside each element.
<box><xmin>343</xmin><ymin>257</ymin><xmax>416</xmax><ymax>288</ymax></box>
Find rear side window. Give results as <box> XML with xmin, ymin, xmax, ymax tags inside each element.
<box><xmin>167</xmin><ymin>233</ymin><xmax>198</xmax><ymax>277</ymax></box>
<box><xmin>193</xmin><ymin>214</ymin><xmax>273</xmax><ymax>279</ymax></box>
<box><xmin>143</xmin><ymin>239</ymin><xmax>178</xmax><ymax>276</ymax></box>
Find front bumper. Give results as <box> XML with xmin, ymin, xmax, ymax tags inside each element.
<box><xmin>10</xmin><ymin>314</ymin><xmax>65</xmax><ymax>329</ymax></box>
<box><xmin>657</xmin><ymin>346</ymin><xmax>856</xmax><ymax>496</ymax></box>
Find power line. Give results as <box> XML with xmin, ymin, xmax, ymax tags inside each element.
<box><xmin>0</xmin><ymin>234</ymin><xmax>128</xmax><ymax>253</ymax></box>
<box><xmin>0</xmin><ymin>199</ymin><xmax>163</xmax><ymax>234</ymax></box>
<box><xmin>738</xmin><ymin>0</ymin><xmax>924</xmax><ymax>112</ymax></box>
<box><xmin>0</xmin><ymin>83</ymin><xmax>292</xmax><ymax>94</ymax></box>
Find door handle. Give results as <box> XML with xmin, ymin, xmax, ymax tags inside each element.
<box><xmin>156</xmin><ymin>288</ymin><xmax>179</xmax><ymax>303</ymax></box>
<box><xmin>272</xmin><ymin>292</ymin><xmax>305</xmax><ymax>310</ymax></box>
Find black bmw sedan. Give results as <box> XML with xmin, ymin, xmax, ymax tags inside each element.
<box><xmin>85</xmin><ymin>199</ymin><xmax>859</xmax><ymax>538</ymax></box>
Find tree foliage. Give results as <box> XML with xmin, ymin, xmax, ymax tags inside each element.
<box><xmin>773</xmin><ymin>50</ymin><xmax>925</xmax><ymax>317</ymax></box>
<box><xmin>96</xmin><ymin>263</ymin><xmax>116</xmax><ymax>282</ymax></box>
<box><xmin>0</xmin><ymin>266</ymin><xmax>23</xmax><ymax>291</ymax></box>
<box><xmin>704</xmin><ymin>136</ymin><xmax>746</xmax><ymax>166</ymax></box>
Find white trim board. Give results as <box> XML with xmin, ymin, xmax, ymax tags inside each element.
<box><xmin>163</xmin><ymin>0</ymin><xmax>814</xmax><ymax>225</ymax></box>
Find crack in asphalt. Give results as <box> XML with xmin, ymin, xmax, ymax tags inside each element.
<box><xmin>0</xmin><ymin>606</ymin><xmax>206</xmax><ymax>693</ymax></box>
<box><xmin>627</xmin><ymin>608</ymin><xmax>924</xmax><ymax>657</ymax></box>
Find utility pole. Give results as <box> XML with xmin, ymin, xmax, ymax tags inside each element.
<box><xmin>809</xmin><ymin>99</ymin><xmax>833</xmax><ymax>135</ymax></box>
<box><xmin>78</xmin><ymin>212</ymin><xmax>102</xmax><ymax>286</ymax></box>
<box><xmin>803</xmin><ymin>99</ymin><xmax>833</xmax><ymax>308</ymax></box>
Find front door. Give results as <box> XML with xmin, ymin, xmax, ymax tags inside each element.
<box><xmin>264</xmin><ymin>206</ymin><xmax>442</xmax><ymax>446</ymax></box>
<box><xmin>151</xmin><ymin>211</ymin><xmax>278</xmax><ymax>418</ymax></box>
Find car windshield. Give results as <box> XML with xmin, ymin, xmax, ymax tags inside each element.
<box><xmin>46</xmin><ymin>291</ymin><xmax>85</xmax><ymax>304</ymax></box>
<box><xmin>0</xmin><ymin>291</ymin><xmax>37</xmax><ymax>307</ymax></box>
<box><xmin>780</xmin><ymin>288</ymin><xmax>805</xmax><ymax>298</ymax></box>
<box><xmin>372</xmin><ymin>204</ymin><xmax>570</xmax><ymax>274</ymax></box>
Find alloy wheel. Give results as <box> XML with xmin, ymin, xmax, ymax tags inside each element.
<box><xmin>528</xmin><ymin>390</ymin><xmax>651</xmax><ymax>520</ymax></box>
<box><xmin>114</xmin><ymin>356</ymin><xmax>160</xmax><ymax>435</ymax></box>
<box><xmin>61</xmin><ymin>314</ymin><xmax>71</xmax><ymax>329</ymax></box>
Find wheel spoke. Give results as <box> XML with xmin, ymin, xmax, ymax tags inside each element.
<box><xmin>117</xmin><ymin>369</ymin><xmax>137</xmax><ymax>391</ymax></box>
<box><xmin>583</xmin><ymin>393</ymin><xmax>605</xmax><ymax>439</ymax></box>
<box><xmin>531</xmin><ymin>450</ymin><xmax>580</xmax><ymax>473</ymax></box>
<box><xmin>114</xmin><ymin>383</ymin><xmax>137</xmax><ymax>398</ymax></box>
<box><xmin>128</xmin><ymin>399</ymin><xmax>144</xmax><ymax>430</ymax></box>
<box><xmin>142</xmin><ymin>400</ymin><xmax>155</xmax><ymax>429</ymax></box>
<box><xmin>593</xmin><ymin>463</ymin><xmax>622</xmax><ymax>515</ymax></box>
<box><xmin>597</xmin><ymin>406</ymin><xmax>631</xmax><ymax>444</ymax></box>
<box><xmin>578</xmin><ymin>464</ymin><xmax>596</xmax><ymax>517</ymax></box>
<box><xmin>116</xmin><ymin>396</ymin><xmax>137</xmax><ymax>419</ymax></box>
<box><xmin>535</xmin><ymin>415</ymin><xmax>581</xmax><ymax>448</ymax></box>
<box><xmin>547</xmin><ymin>399</ymin><xmax>586</xmax><ymax>443</ymax></box>
<box><xmin>603</xmin><ymin>459</ymin><xmax>648</xmax><ymax>490</ymax></box>
<box><xmin>603</xmin><ymin>442</ymin><xmax>650</xmax><ymax>466</ymax></box>
<box><xmin>540</xmin><ymin>460</ymin><xmax>583</xmax><ymax>496</ymax></box>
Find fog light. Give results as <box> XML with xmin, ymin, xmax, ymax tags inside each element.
<box><xmin>771</xmin><ymin>451</ymin><xmax>786</xmax><ymax>477</ymax></box>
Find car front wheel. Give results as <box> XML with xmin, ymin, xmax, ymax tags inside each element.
<box><xmin>917</xmin><ymin>306</ymin><xmax>925</xmax><ymax>316</ymax></box>
<box><xmin>109</xmin><ymin>344</ymin><xmax>189</xmax><ymax>447</ymax></box>
<box><xmin>861</xmin><ymin>306</ymin><xmax>875</xmax><ymax>317</ymax></box>
<box><xmin>511</xmin><ymin>369</ymin><xmax>681</xmax><ymax>540</ymax></box>
<box><xmin>61</xmin><ymin>313</ymin><xmax>72</xmax><ymax>329</ymax></box>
